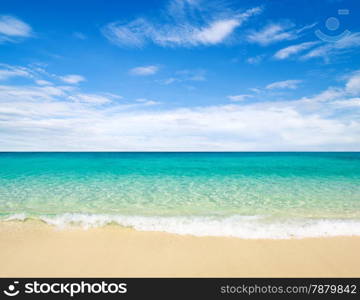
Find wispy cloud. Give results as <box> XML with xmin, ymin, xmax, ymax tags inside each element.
<box><xmin>160</xmin><ymin>77</ymin><xmax>177</xmax><ymax>85</ymax></box>
<box><xmin>299</xmin><ymin>71</ymin><xmax>360</xmax><ymax>103</ymax></box>
<box><xmin>68</xmin><ymin>93</ymin><xmax>115</xmax><ymax>105</ymax></box>
<box><xmin>247</xmin><ymin>22</ymin><xmax>297</xmax><ymax>46</ymax></box>
<box><xmin>35</xmin><ymin>79</ymin><xmax>52</xmax><ymax>86</ymax></box>
<box><xmin>247</xmin><ymin>22</ymin><xmax>315</xmax><ymax>46</ymax></box>
<box><xmin>345</xmin><ymin>71</ymin><xmax>360</xmax><ymax>95</ymax></box>
<box><xmin>59</xmin><ymin>74</ymin><xmax>86</xmax><ymax>84</ymax></box>
<box><xmin>0</xmin><ymin>84</ymin><xmax>70</xmax><ymax>102</ymax></box>
<box><xmin>159</xmin><ymin>69</ymin><xmax>206</xmax><ymax>84</ymax></box>
<box><xmin>0</xmin><ymin>64</ymin><xmax>34</xmax><ymax>80</ymax></box>
<box><xmin>193</xmin><ymin>19</ymin><xmax>243</xmax><ymax>45</ymax></box>
<box><xmin>266</xmin><ymin>79</ymin><xmax>302</xmax><ymax>90</ymax></box>
<box><xmin>246</xmin><ymin>55</ymin><xmax>265</xmax><ymax>64</ymax></box>
<box><xmin>272</xmin><ymin>32</ymin><xmax>360</xmax><ymax>62</ymax></box>
<box><xmin>102</xmin><ymin>0</ymin><xmax>262</xmax><ymax>48</ymax></box>
<box><xmin>227</xmin><ymin>94</ymin><xmax>253</xmax><ymax>101</ymax></box>
<box><xmin>0</xmin><ymin>65</ymin><xmax>114</xmax><ymax>106</ymax></box>
<box><xmin>274</xmin><ymin>41</ymin><xmax>320</xmax><ymax>60</ymax></box>
<box><xmin>0</xmin><ymin>63</ymin><xmax>88</xmax><ymax>88</ymax></box>
<box><xmin>0</xmin><ymin>15</ymin><xmax>33</xmax><ymax>43</ymax></box>
<box><xmin>301</xmin><ymin>32</ymin><xmax>360</xmax><ymax>61</ymax></box>
<box><xmin>130</xmin><ymin>65</ymin><xmax>159</xmax><ymax>76</ymax></box>
<box><xmin>135</xmin><ymin>98</ymin><xmax>161</xmax><ymax>106</ymax></box>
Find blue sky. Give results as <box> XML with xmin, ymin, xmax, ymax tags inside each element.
<box><xmin>0</xmin><ymin>0</ymin><xmax>359</xmax><ymax>150</ymax></box>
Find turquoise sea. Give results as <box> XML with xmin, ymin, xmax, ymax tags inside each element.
<box><xmin>0</xmin><ymin>152</ymin><xmax>359</xmax><ymax>238</ymax></box>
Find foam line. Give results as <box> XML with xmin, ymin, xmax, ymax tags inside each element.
<box><xmin>3</xmin><ymin>213</ymin><xmax>360</xmax><ymax>239</ymax></box>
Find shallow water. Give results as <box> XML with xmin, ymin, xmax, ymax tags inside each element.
<box><xmin>1</xmin><ymin>152</ymin><xmax>359</xmax><ymax>238</ymax></box>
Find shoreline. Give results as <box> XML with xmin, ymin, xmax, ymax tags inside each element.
<box><xmin>3</xmin><ymin>213</ymin><xmax>360</xmax><ymax>239</ymax></box>
<box><xmin>1</xmin><ymin>221</ymin><xmax>360</xmax><ymax>277</ymax></box>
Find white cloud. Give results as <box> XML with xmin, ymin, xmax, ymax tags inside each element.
<box><xmin>59</xmin><ymin>74</ymin><xmax>86</xmax><ymax>84</ymax></box>
<box><xmin>227</xmin><ymin>94</ymin><xmax>253</xmax><ymax>101</ymax></box>
<box><xmin>158</xmin><ymin>69</ymin><xmax>206</xmax><ymax>85</ymax></box>
<box><xmin>0</xmin><ymin>63</ymin><xmax>35</xmax><ymax>80</ymax></box>
<box><xmin>0</xmin><ymin>92</ymin><xmax>358</xmax><ymax>150</ymax></box>
<box><xmin>248</xmin><ymin>22</ymin><xmax>316</xmax><ymax>46</ymax></box>
<box><xmin>0</xmin><ymin>64</ymin><xmax>88</xmax><ymax>88</ymax></box>
<box><xmin>0</xmin><ymin>68</ymin><xmax>30</xmax><ymax>80</ymax></box>
<box><xmin>0</xmin><ymin>15</ymin><xmax>32</xmax><ymax>36</ymax></box>
<box><xmin>130</xmin><ymin>65</ymin><xmax>159</xmax><ymax>76</ymax></box>
<box><xmin>135</xmin><ymin>98</ymin><xmax>161</xmax><ymax>106</ymax></box>
<box><xmin>102</xmin><ymin>0</ymin><xmax>262</xmax><ymax>48</ymax></box>
<box><xmin>0</xmin><ymin>84</ymin><xmax>69</xmax><ymax>102</ymax></box>
<box><xmin>274</xmin><ymin>41</ymin><xmax>320</xmax><ymax>60</ymax></box>
<box><xmin>0</xmin><ymin>15</ymin><xmax>32</xmax><ymax>43</ymax></box>
<box><xmin>332</xmin><ymin>98</ymin><xmax>360</xmax><ymax>108</ymax></box>
<box><xmin>68</xmin><ymin>93</ymin><xmax>113</xmax><ymax>105</ymax></box>
<box><xmin>246</xmin><ymin>55</ymin><xmax>265</xmax><ymax>64</ymax></box>
<box><xmin>160</xmin><ymin>77</ymin><xmax>177</xmax><ymax>85</ymax></box>
<box><xmin>335</xmin><ymin>32</ymin><xmax>360</xmax><ymax>48</ymax></box>
<box><xmin>346</xmin><ymin>71</ymin><xmax>360</xmax><ymax>95</ymax></box>
<box><xmin>249</xmin><ymin>87</ymin><xmax>261</xmax><ymax>94</ymax></box>
<box><xmin>301</xmin><ymin>87</ymin><xmax>343</xmax><ymax>102</ymax></box>
<box><xmin>301</xmin><ymin>32</ymin><xmax>360</xmax><ymax>61</ymax></box>
<box><xmin>0</xmin><ymin>64</ymin><xmax>359</xmax><ymax>151</ymax></box>
<box><xmin>266</xmin><ymin>79</ymin><xmax>302</xmax><ymax>90</ymax></box>
<box><xmin>35</xmin><ymin>79</ymin><xmax>52</xmax><ymax>86</ymax></box>
<box><xmin>247</xmin><ymin>23</ymin><xmax>297</xmax><ymax>46</ymax></box>
<box><xmin>299</xmin><ymin>71</ymin><xmax>360</xmax><ymax>104</ymax></box>
<box><xmin>195</xmin><ymin>19</ymin><xmax>241</xmax><ymax>45</ymax></box>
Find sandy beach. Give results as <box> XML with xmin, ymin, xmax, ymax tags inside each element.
<box><xmin>0</xmin><ymin>220</ymin><xmax>359</xmax><ymax>277</ymax></box>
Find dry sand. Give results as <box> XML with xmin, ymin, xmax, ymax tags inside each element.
<box><xmin>0</xmin><ymin>221</ymin><xmax>359</xmax><ymax>277</ymax></box>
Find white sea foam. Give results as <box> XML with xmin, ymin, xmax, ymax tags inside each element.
<box><xmin>3</xmin><ymin>213</ymin><xmax>360</xmax><ymax>239</ymax></box>
<box><xmin>4</xmin><ymin>213</ymin><xmax>27</xmax><ymax>221</ymax></box>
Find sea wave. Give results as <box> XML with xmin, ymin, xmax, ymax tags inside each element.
<box><xmin>2</xmin><ymin>213</ymin><xmax>360</xmax><ymax>239</ymax></box>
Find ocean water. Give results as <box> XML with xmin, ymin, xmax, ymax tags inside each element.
<box><xmin>0</xmin><ymin>152</ymin><xmax>359</xmax><ymax>239</ymax></box>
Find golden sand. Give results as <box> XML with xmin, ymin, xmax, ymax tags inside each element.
<box><xmin>0</xmin><ymin>221</ymin><xmax>359</xmax><ymax>277</ymax></box>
